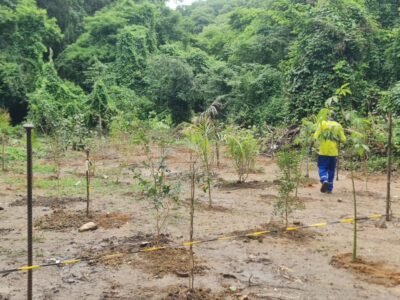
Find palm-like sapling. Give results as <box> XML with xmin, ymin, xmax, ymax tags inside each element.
<box><xmin>184</xmin><ymin>118</ymin><xmax>214</xmax><ymax>207</ymax></box>
<box><xmin>224</xmin><ymin>126</ymin><xmax>259</xmax><ymax>183</ymax></box>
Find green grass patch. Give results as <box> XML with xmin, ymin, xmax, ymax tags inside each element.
<box><xmin>33</xmin><ymin>174</ymin><xmax>136</xmax><ymax>198</ymax></box>
<box><xmin>33</xmin><ymin>163</ymin><xmax>55</xmax><ymax>174</ymax></box>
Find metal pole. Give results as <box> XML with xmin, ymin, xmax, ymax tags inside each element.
<box><xmin>86</xmin><ymin>149</ymin><xmax>90</xmax><ymax>216</ymax></box>
<box><xmin>24</xmin><ymin>124</ymin><xmax>34</xmax><ymax>300</ymax></box>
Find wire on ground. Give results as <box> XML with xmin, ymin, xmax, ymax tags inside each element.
<box><xmin>0</xmin><ymin>214</ymin><xmax>384</xmax><ymax>277</ymax></box>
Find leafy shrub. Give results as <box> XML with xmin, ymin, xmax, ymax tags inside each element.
<box><xmin>224</xmin><ymin>126</ymin><xmax>259</xmax><ymax>183</ymax></box>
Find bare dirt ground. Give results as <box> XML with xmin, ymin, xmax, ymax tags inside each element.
<box><xmin>1</xmin><ymin>144</ymin><xmax>400</xmax><ymax>299</ymax></box>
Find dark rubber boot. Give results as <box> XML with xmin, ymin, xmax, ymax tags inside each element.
<box><xmin>320</xmin><ymin>181</ymin><xmax>329</xmax><ymax>193</ymax></box>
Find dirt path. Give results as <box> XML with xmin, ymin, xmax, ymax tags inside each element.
<box><xmin>1</xmin><ymin>146</ymin><xmax>400</xmax><ymax>299</ymax></box>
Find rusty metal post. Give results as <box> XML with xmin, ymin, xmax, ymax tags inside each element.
<box><xmin>24</xmin><ymin>124</ymin><xmax>34</xmax><ymax>300</ymax></box>
<box><xmin>85</xmin><ymin>149</ymin><xmax>90</xmax><ymax>216</ymax></box>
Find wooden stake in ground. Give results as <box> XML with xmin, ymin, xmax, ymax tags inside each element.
<box><xmin>386</xmin><ymin>113</ymin><xmax>393</xmax><ymax>222</ymax></box>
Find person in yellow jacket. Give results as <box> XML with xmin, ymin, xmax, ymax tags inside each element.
<box><xmin>313</xmin><ymin>118</ymin><xmax>346</xmax><ymax>193</ymax></box>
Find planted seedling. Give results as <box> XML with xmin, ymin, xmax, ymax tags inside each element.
<box><xmin>133</xmin><ymin>117</ymin><xmax>179</xmax><ymax>244</ymax></box>
<box><xmin>379</xmin><ymin>84</ymin><xmax>400</xmax><ymax>221</ymax></box>
<box><xmin>184</xmin><ymin>118</ymin><xmax>214</xmax><ymax>207</ymax></box>
<box><xmin>274</xmin><ymin>149</ymin><xmax>304</xmax><ymax>227</ymax></box>
<box><xmin>224</xmin><ymin>126</ymin><xmax>259</xmax><ymax>183</ymax></box>
<box><xmin>134</xmin><ymin>155</ymin><xmax>180</xmax><ymax>245</ymax></box>
<box><xmin>344</xmin><ymin>111</ymin><xmax>370</xmax><ymax>262</ymax></box>
<box><xmin>47</xmin><ymin>125</ymin><xmax>68</xmax><ymax>199</ymax></box>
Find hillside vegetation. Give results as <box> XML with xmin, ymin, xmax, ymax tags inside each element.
<box><xmin>0</xmin><ymin>0</ymin><xmax>399</xmax><ymax>129</ymax></box>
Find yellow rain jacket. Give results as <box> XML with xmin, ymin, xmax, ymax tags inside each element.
<box><xmin>313</xmin><ymin>120</ymin><xmax>346</xmax><ymax>156</ymax></box>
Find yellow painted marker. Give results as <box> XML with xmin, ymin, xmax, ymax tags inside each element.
<box><xmin>286</xmin><ymin>227</ymin><xmax>298</xmax><ymax>231</ymax></box>
<box><xmin>340</xmin><ymin>218</ymin><xmax>353</xmax><ymax>224</ymax></box>
<box><xmin>19</xmin><ymin>265</ymin><xmax>40</xmax><ymax>272</ymax></box>
<box><xmin>61</xmin><ymin>259</ymin><xmax>81</xmax><ymax>265</ymax></box>
<box><xmin>368</xmin><ymin>214</ymin><xmax>382</xmax><ymax>219</ymax></box>
<box><xmin>246</xmin><ymin>231</ymin><xmax>270</xmax><ymax>237</ymax></box>
<box><xmin>183</xmin><ymin>241</ymin><xmax>202</xmax><ymax>247</ymax></box>
<box><xmin>217</xmin><ymin>236</ymin><xmax>236</xmax><ymax>241</ymax></box>
<box><xmin>311</xmin><ymin>223</ymin><xmax>327</xmax><ymax>228</ymax></box>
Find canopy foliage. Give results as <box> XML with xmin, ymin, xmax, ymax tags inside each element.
<box><xmin>1</xmin><ymin>0</ymin><xmax>399</xmax><ymax>128</ymax></box>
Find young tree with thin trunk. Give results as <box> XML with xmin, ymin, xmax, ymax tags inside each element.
<box><xmin>47</xmin><ymin>126</ymin><xmax>67</xmax><ymax>199</ymax></box>
<box><xmin>134</xmin><ymin>153</ymin><xmax>180</xmax><ymax>245</ymax></box>
<box><xmin>379</xmin><ymin>84</ymin><xmax>400</xmax><ymax>222</ymax></box>
<box><xmin>274</xmin><ymin>149</ymin><xmax>304</xmax><ymax>227</ymax></box>
<box><xmin>184</xmin><ymin>118</ymin><xmax>214</xmax><ymax>207</ymax></box>
<box><xmin>133</xmin><ymin>117</ymin><xmax>179</xmax><ymax>244</ymax></box>
<box><xmin>386</xmin><ymin>113</ymin><xmax>393</xmax><ymax>221</ymax></box>
<box><xmin>343</xmin><ymin>112</ymin><xmax>370</xmax><ymax>262</ymax></box>
<box><xmin>188</xmin><ymin>152</ymin><xmax>197</xmax><ymax>291</ymax></box>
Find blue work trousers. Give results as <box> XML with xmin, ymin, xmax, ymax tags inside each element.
<box><xmin>317</xmin><ymin>155</ymin><xmax>337</xmax><ymax>192</ymax></box>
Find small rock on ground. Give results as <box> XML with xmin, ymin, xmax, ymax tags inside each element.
<box><xmin>79</xmin><ymin>222</ymin><xmax>98</xmax><ymax>232</ymax></box>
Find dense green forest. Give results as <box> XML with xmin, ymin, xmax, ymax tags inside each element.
<box><xmin>1</xmin><ymin>0</ymin><xmax>400</xmax><ymax>131</ymax></box>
